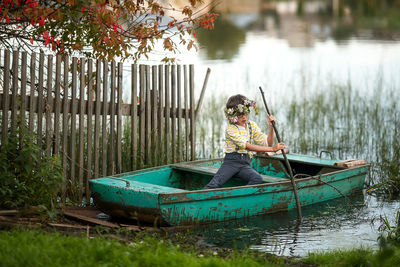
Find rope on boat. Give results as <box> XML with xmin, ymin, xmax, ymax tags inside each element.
<box><xmin>294</xmin><ymin>173</ymin><xmax>347</xmax><ymax>199</ymax></box>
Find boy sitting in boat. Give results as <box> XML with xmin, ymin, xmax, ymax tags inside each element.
<box><xmin>203</xmin><ymin>94</ymin><xmax>285</xmax><ymax>189</ymax></box>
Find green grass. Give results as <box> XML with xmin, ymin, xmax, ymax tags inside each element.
<box><xmin>0</xmin><ymin>229</ymin><xmax>287</xmax><ymax>267</ymax></box>
<box><xmin>3</xmin><ymin>229</ymin><xmax>400</xmax><ymax>267</ymax></box>
<box><xmin>301</xmin><ymin>246</ymin><xmax>400</xmax><ymax>267</ymax></box>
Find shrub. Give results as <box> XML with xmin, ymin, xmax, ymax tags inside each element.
<box><xmin>0</xmin><ymin>125</ymin><xmax>62</xmax><ymax>209</ymax></box>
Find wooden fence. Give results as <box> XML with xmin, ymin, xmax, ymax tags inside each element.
<box><xmin>0</xmin><ymin>50</ymin><xmax>210</xmax><ymax>202</ymax></box>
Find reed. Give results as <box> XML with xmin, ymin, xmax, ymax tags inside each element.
<box><xmin>196</xmin><ymin>74</ymin><xmax>400</xmax><ymax>196</ymax></box>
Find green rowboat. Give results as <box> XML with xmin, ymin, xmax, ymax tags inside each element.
<box><xmin>89</xmin><ymin>154</ymin><xmax>369</xmax><ymax>226</ymax></box>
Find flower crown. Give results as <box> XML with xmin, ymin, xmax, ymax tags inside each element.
<box><xmin>224</xmin><ymin>99</ymin><xmax>258</xmax><ymax>124</ymax></box>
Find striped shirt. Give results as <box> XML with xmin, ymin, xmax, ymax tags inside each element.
<box><xmin>225</xmin><ymin>120</ymin><xmax>269</xmax><ymax>157</ymax></box>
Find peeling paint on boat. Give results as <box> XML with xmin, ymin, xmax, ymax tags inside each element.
<box><xmin>89</xmin><ymin>154</ymin><xmax>369</xmax><ymax>226</ymax></box>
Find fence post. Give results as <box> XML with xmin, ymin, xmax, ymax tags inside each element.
<box><xmin>189</xmin><ymin>65</ymin><xmax>195</xmax><ymax>161</ymax></box>
<box><xmin>164</xmin><ymin>65</ymin><xmax>170</xmax><ymax>164</ymax></box>
<box><xmin>70</xmin><ymin>57</ymin><xmax>78</xmax><ymax>191</ymax></box>
<box><xmin>102</xmin><ymin>60</ymin><xmax>108</xmax><ymax>176</ymax></box>
<box><xmin>131</xmin><ymin>64</ymin><xmax>138</xmax><ymax>170</ymax></box>
<box><xmin>94</xmin><ymin>60</ymin><xmax>101</xmax><ymax>179</ymax></box>
<box><xmin>54</xmin><ymin>55</ymin><xmax>62</xmax><ymax>155</ymax></box>
<box><xmin>110</xmin><ymin>60</ymin><xmax>116</xmax><ymax>174</ymax></box>
<box><xmin>61</xmin><ymin>55</ymin><xmax>69</xmax><ymax>202</ymax></box>
<box><xmin>86</xmin><ymin>59</ymin><xmax>93</xmax><ymax>199</ymax></box>
<box><xmin>11</xmin><ymin>50</ymin><xmax>19</xmax><ymax>132</ymax></box>
<box><xmin>45</xmin><ymin>55</ymin><xmax>53</xmax><ymax>156</ymax></box>
<box><xmin>37</xmin><ymin>53</ymin><xmax>45</xmax><ymax>147</ymax></box>
<box><xmin>78</xmin><ymin>57</ymin><xmax>86</xmax><ymax>202</ymax></box>
<box><xmin>117</xmin><ymin>62</ymin><xmax>123</xmax><ymax>173</ymax></box>
<box><xmin>1</xmin><ymin>50</ymin><xmax>10</xmax><ymax>147</ymax></box>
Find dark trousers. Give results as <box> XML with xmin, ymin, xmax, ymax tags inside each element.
<box><xmin>203</xmin><ymin>152</ymin><xmax>263</xmax><ymax>189</ymax></box>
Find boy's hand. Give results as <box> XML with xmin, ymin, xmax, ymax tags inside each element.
<box><xmin>267</xmin><ymin>115</ymin><xmax>276</xmax><ymax>127</ymax></box>
<box><xmin>273</xmin><ymin>142</ymin><xmax>286</xmax><ymax>152</ymax></box>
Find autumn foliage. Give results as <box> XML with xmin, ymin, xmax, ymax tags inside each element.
<box><xmin>0</xmin><ymin>0</ymin><xmax>218</xmax><ymax>62</ymax></box>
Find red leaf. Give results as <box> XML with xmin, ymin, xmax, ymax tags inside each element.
<box><xmin>81</xmin><ymin>7</ymin><xmax>86</xmax><ymax>12</ymax></box>
<box><xmin>38</xmin><ymin>17</ymin><xmax>45</xmax><ymax>26</ymax></box>
<box><xmin>6</xmin><ymin>17</ymin><xmax>10</xmax><ymax>23</ymax></box>
<box><xmin>30</xmin><ymin>38</ymin><xmax>33</xmax><ymax>44</ymax></box>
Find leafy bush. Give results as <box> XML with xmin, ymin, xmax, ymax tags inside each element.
<box><xmin>0</xmin><ymin>125</ymin><xmax>62</xmax><ymax>209</ymax></box>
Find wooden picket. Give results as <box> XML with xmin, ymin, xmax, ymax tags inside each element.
<box><xmin>0</xmin><ymin>50</ymin><xmax>205</xmax><ymax>203</ymax></box>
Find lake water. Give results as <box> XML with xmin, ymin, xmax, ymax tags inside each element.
<box><xmin>167</xmin><ymin>0</ymin><xmax>400</xmax><ymax>257</ymax></box>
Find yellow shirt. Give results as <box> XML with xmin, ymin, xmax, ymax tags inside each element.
<box><xmin>225</xmin><ymin>120</ymin><xmax>268</xmax><ymax>157</ymax></box>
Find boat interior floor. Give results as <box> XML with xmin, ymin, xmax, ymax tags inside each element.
<box><xmin>171</xmin><ymin>163</ymin><xmax>288</xmax><ymax>184</ymax></box>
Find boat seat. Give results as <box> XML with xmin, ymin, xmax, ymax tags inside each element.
<box><xmin>171</xmin><ymin>163</ymin><xmax>288</xmax><ymax>183</ymax></box>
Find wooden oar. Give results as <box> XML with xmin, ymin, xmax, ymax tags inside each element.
<box><xmin>259</xmin><ymin>86</ymin><xmax>302</xmax><ymax>220</ymax></box>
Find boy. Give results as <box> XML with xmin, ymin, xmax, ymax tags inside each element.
<box><xmin>203</xmin><ymin>94</ymin><xmax>285</xmax><ymax>189</ymax></box>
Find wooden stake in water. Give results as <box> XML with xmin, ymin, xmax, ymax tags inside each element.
<box><xmin>259</xmin><ymin>86</ymin><xmax>302</xmax><ymax>220</ymax></box>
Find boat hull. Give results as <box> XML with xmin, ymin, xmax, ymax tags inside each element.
<box><xmin>89</xmin><ymin>154</ymin><xmax>369</xmax><ymax>226</ymax></box>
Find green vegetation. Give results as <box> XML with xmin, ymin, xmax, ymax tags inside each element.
<box><xmin>0</xmin><ymin>125</ymin><xmax>62</xmax><ymax>209</ymax></box>
<box><xmin>301</xmin><ymin>247</ymin><xmax>400</xmax><ymax>267</ymax></box>
<box><xmin>197</xmin><ymin>76</ymin><xmax>400</xmax><ymax>197</ymax></box>
<box><xmin>0</xmin><ymin>229</ymin><xmax>286</xmax><ymax>267</ymax></box>
<box><xmin>379</xmin><ymin>210</ymin><xmax>400</xmax><ymax>247</ymax></box>
<box><xmin>2</xmin><ymin>228</ymin><xmax>400</xmax><ymax>267</ymax></box>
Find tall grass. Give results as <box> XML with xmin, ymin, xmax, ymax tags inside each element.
<box><xmin>195</xmin><ymin>75</ymin><xmax>400</xmax><ymax>196</ymax></box>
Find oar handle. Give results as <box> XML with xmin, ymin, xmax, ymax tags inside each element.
<box><xmin>259</xmin><ymin>87</ymin><xmax>282</xmax><ymax>144</ymax></box>
<box><xmin>258</xmin><ymin>86</ymin><xmax>302</xmax><ymax>220</ymax></box>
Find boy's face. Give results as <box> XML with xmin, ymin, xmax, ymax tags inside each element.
<box><xmin>237</xmin><ymin>114</ymin><xmax>249</xmax><ymax>126</ymax></box>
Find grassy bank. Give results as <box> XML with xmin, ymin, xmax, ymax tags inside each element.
<box><xmin>1</xmin><ymin>229</ymin><xmax>400</xmax><ymax>267</ymax></box>
<box><xmin>0</xmin><ymin>229</ymin><xmax>287</xmax><ymax>267</ymax></box>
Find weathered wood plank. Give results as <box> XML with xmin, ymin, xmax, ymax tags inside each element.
<box><xmin>164</xmin><ymin>65</ymin><xmax>170</xmax><ymax>164</ymax></box>
<box><xmin>11</xmin><ymin>50</ymin><xmax>18</xmax><ymax>132</ymax></box>
<box><xmin>139</xmin><ymin>65</ymin><xmax>145</xmax><ymax>168</ymax></box>
<box><xmin>86</xmin><ymin>59</ymin><xmax>93</xmax><ymax>199</ymax></box>
<box><xmin>78</xmin><ymin>58</ymin><xmax>86</xmax><ymax>202</ymax></box>
<box><xmin>145</xmin><ymin>65</ymin><xmax>151</xmax><ymax>165</ymax></box>
<box><xmin>195</xmin><ymin>68</ymin><xmax>211</xmax><ymax>118</ymax></box>
<box><xmin>171</xmin><ymin>65</ymin><xmax>176</xmax><ymax>163</ymax></box>
<box><xmin>131</xmin><ymin>64</ymin><xmax>138</xmax><ymax>171</ymax></box>
<box><xmin>37</xmin><ymin>53</ymin><xmax>44</xmax><ymax>147</ymax></box>
<box><xmin>0</xmin><ymin>93</ymin><xmax>193</xmax><ymax>118</ymax></box>
<box><xmin>61</xmin><ymin>55</ymin><xmax>69</xmax><ymax>201</ymax></box>
<box><xmin>45</xmin><ymin>55</ymin><xmax>53</xmax><ymax>156</ymax></box>
<box><xmin>110</xmin><ymin>60</ymin><xmax>116</xmax><ymax>174</ymax></box>
<box><xmin>157</xmin><ymin>65</ymin><xmax>164</xmax><ymax>166</ymax></box>
<box><xmin>63</xmin><ymin>210</ymin><xmax>120</xmax><ymax>229</ymax></box>
<box><xmin>151</xmin><ymin>66</ymin><xmax>158</xmax><ymax>166</ymax></box>
<box><xmin>102</xmin><ymin>60</ymin><xmax>108</xmax><ymax>176</ymax></box>
<box><xmin>20</xmin><ymin>52</ymin><xmax>27</xmax><ymax>127</ymax></box>
<box><xmin>70</xmin><ymin>57</ymin><xmax>78</xmax><ymax>188</ymax></box>
<box><xmin>1</xmin><ymin>50</ymin><xmax>10</xmax><ymax>147</ymax></box>
<box><xmin>184</xmin><ymin>65</ymin><xmax>189</xmax><ymax>161</ymax></box>
<box><xmin>177</xmin><ymin>65</ymin><xmax>182</xmax><ymax>162</ymax></box>
<box><xmin>53</xmin><ymin>55</ymin><xmax>62</xmax><ymax>155</ymax></box>
<box><xmin>28</xmin><ymin>52</ymin><xmax>36</xmax><ymax>135</ymax></box>
<box><xmin>117</xmin><ymin>62</ymin><xmax>123</xmax><ymax>173</ymax></box>
<box><xmin>189</xmin><ymin>65</ymin><xmax>195</xmax><ymax>161</ymax></box>
<box><xmin>94</xmin><ymin>60</ymin><xmax>101</xmax><ymax>179</ymax></box>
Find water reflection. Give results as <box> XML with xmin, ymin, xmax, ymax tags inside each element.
<box><xmin>193</xmin><ymin>193</ymin><xmax>399</xmax><ymax>256</ymax></box>
<box><xmin>196</xmin><ymin>0</ymin><xmax>400</xmax><ymax>59</ymax></box>
<box><xmin>189</xmin><ymin>0</ymin><xmax>400</xmax><ymax>257</ymax></box>
<box><xmin>196</xmin><ymin>19</ymin><xmax>245</xmax><ymax>60</ymax></box>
